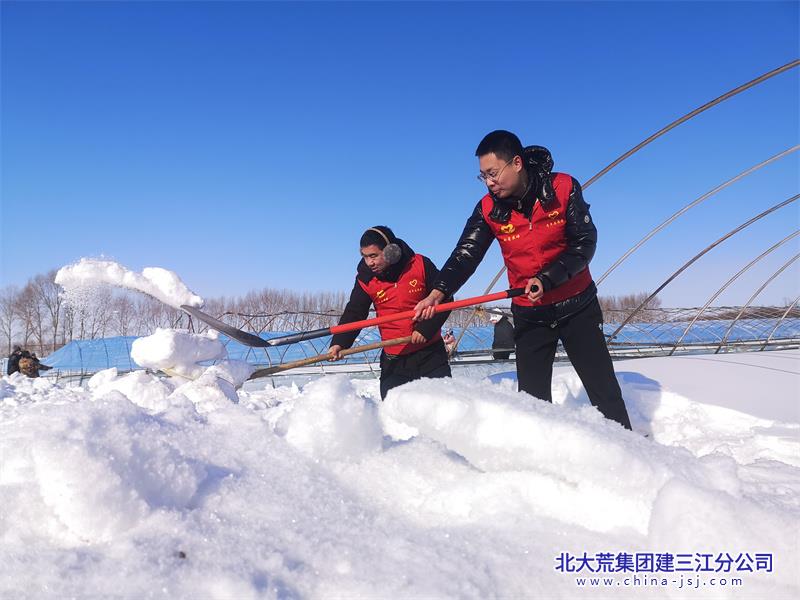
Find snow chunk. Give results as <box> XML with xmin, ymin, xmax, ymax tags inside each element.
<box><xmin>131</xmin><ymin>328</ymin><xmax>226</xmax><ymax>379</ymax></box>
<box><xmin>55</xmin><ymin>258</ymin><xmax>203</xmax><ymax>309</ymax></box>
<box><xmin>204</xmin><ymin>360</ymin><xmax>257</xmax><ymax>388</ymax></box>
<box><xmin>279</xmin><ymin>376</ymin><xmax>383</xmax><ymax>462</ymax></box>
<box><xmin>170</xmin><ymin>369</ymin><xmax>240</xmax><ymax>414</ymax></box>
<box><xmin>90</xmin><ymin>369</ymin><xmax>177</xmax><ymax>412</ymax></box>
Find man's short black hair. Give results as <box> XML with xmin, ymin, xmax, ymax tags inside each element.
<box><xmin>475</xmin><ymin>130</ymin><xmax>524</xmax><ymax>162</ymax></box>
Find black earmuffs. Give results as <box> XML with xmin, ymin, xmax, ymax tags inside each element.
<box><xmin>367</xmin><ymin>227</ymin><xmax>402</xmax><ymax>265</ymax></box>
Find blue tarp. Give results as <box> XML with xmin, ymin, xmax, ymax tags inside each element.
<box><xmin>42</xmin><ymin>336</ymin><xmax>141</xmax><ymax>373</ymax></box>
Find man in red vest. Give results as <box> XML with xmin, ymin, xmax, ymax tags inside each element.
<box><xmin>329</xmin><ymin>226</ymin><xmax>451</xmax><ymax>400</ymax></box>
<box><xmin>414</xmin><ymin>130</ymin><xmax>632</xmax><ymax>430</ymax></box>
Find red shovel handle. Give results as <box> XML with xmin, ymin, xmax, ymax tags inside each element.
<box><xmin>329</xmin><ymin>287</ymin><xmax>526</xmax><ymax>335</ymax></box>
<box><xmin>266</xmin><ymin>287</ymin><xmax>529</xmax><ymax>346</ymax></box>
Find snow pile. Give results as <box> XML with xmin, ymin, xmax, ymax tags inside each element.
<box><xmin>78</xmin><ymin>327</ymin><xmax>254</xmax><ymax>413</ymax></box>
<box><xmin>277</xmin><ymin>376</ymin><xmax>384</xmax><ymax>461</ymax></box>
<box><xmin>1</xmin><ymin>375</ymin><xmax>209</xmax><ymax>547</ymax></box>
<box><xmin>85</xmin><ymin>363</ymin><xmax>252</xmax><ymax>418</ymax></box>
<box><xmin>17</xmin><ymin>400</ymin><xmax>204</xmax><ymax>546</ymax></box>
<box><xmin>382</xmin><ymin>378</ymin><xmax>673</xmax><ymax>534</ymax></box>
<box><xmin>88</xmin><ymin>367</ymin><xmax>177</xmax><ymax>412</ymax></box>
<box><xmin>381</xmin><ymin>378</ymin><xmax>798</xmax><ymax>567</ymax></box>
<box><xmin>55</xmin><ymin>258</ymin><xmax>204</xmax><ymax>309</ymax></box>
<box><xmin>1</xmin><ymin>341</ymin><xmax>799</xmax><ymax>597</ymax></box>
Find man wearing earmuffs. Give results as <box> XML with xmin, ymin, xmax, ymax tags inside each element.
<box><xmin>414</xmin><ymin>130</ymin><xmax>632</xmax><ymax>430</ymax></box>
<box><xmin>329</xmin><ymin>226</ymin><xmax>452</xmax><ymax>400</ymax></box>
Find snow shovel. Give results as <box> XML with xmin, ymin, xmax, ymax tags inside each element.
<box><xmin>248</xmin><ymin>335</ymin><xmax>413</xmax><ymax>379</ymax></box>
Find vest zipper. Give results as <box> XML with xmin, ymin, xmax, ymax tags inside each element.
<box><xmin>529</xmin><ymin>198</ymin><xmax>537</xmax><ymax>230</ymax></box>
<box><xmin>518</xmin><ymin>199</ymin><xmax>534</xmax><ymax>231</ymax></box>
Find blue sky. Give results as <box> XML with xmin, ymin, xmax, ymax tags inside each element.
<box><xmin>2</xmin><ymin>1</ymin><xmax>798</xmax><ymax>307</ymax></box>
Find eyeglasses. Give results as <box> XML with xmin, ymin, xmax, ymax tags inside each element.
<box><xmin>477</xmin><ymin>158</ymin><xmax>515</xmax><ymax>183</ymax></box>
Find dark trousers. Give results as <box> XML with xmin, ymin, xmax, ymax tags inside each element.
<box><xmin>512</xmin><ymin>297</ymin><xmax>632</xmax><ymax>429</ymax></box>
<box><xmin>379</xmin><ymin>339</ymin><xmax>451</xmax><ymax>400</ymax></box>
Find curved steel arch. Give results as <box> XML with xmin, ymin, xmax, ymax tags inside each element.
<box><xmin>714</xmin><ymin>252</ymin><xmax>800</xmax><ymax>354</ymax></box>
<box><xmin>597</xmin><ymin>146</ymin><xmax>799</xmax><ymax>286</ymax></box>
<box><xmin>583</xmin><ymin>60</ymin><xmax>799</xmax><ymax>188</ymax></box>
<box><xmin>606</xmin><ymin>194</ymin><xmax>799</xmax><ymax>342</ymax></box>
<box><xmin>669</xmin><ymin>230</ymin><xmax>800</xmax><ymax>355</ymax></box>
<box><xmin>760</xmin><ymin>295</ymin><xmax>800</xmax><ymax>351</ymax></box>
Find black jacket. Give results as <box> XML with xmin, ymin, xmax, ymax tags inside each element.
<box><xmin>6</xmin><ymin>349</ymin><xmax>51</xmax><ymax>376</ymax></box>
<box><xmin>331</xmin><ymin>239</ymin><xmax>451</xmax><ymax>350</ymax></box>
<box><xmin>491</xmin><ymin>316</ymin><xmax>515</xmax><ymax>350</ymax></box>
<box><xmin>432</xmin><ymin>146</ymin><xmax>597</xmax><ymax>301</ymax></box>
<box><xmin>7</xmin><ymin>349</ymin><xmax>27</xmax><ymax>375</ymax></box>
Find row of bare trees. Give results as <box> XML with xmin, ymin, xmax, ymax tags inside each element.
<box><xmin>0</xmin><ymin>270</ymin><xmax>350</xmax><ymax>356</ymax></box>
<box><xmin>2</xmin><ymin>270</ymin><xmax>675</xmax><ymax>357</ymax></box>
<box><xmin>598</xmin><ymin>292</ymin><xmax>662</xmax><ymax>313</ymax></box>
<box><xmin>0</xmin><ymin>270</ymin><xmax>186</xmax><ymax>356</ymax></box>
<box><xmin>1</xmin><ymin>271</ymin><xmax>66</xmax><ymax>357</ymax></box>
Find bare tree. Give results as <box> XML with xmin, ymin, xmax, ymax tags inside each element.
<box><xmin>599</xmin><ymin>292</ymin><xmax>663</xmax><ymax>324</ymax></box>
<box><xmin>13</xmin><ymin>284</ymin><xmax>38</xmax><ymax>350</ymax></box>
<box><xmin>30</xmin><ymin>271</ymin><xmax>63</xmax><ymax>352</ymax></box>
<box><xmin>88</xmin><ymin>288</ymin><xmax>113</xmax><ymax>338</ymax></box>
<box><xmin>0</xmin><ymin>286</ymin><xmax>20</xmax><ymax>355</ymax></box>
<box><xmin>61</xmin><ymin>303</ymin><xmax>76</xmax><ymax>345</ymax></box>
<box><xmin>110</xmin><ymin>295</ymin><xmax>136</xmax><ymax>336</ymax></box>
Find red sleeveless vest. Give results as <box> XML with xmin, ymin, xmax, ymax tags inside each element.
<box><xmin>480</xmin><ymin>172</ymin><xmax>592</xmax><ymax>307</ymax></box>
<box><xmin>358</xmin><ymin>254</ymin><xmax>442</xmax><ymax>355</ymax></box>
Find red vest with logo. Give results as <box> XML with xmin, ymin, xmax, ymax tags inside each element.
<box><xmin>358</xmin><ymin>254</ymin><xmax>442</xmax><ymax>355</ymax></box>
<box><xmin>480</xmin><ymin>172</ymin><xmax>593</xmax><ymax>307</ymax></box>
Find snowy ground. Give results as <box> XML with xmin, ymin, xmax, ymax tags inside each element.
<box><xmin>1</xmin><ymin>340</ymin><xmax>798</xmax><ymax>598</ymax></box>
